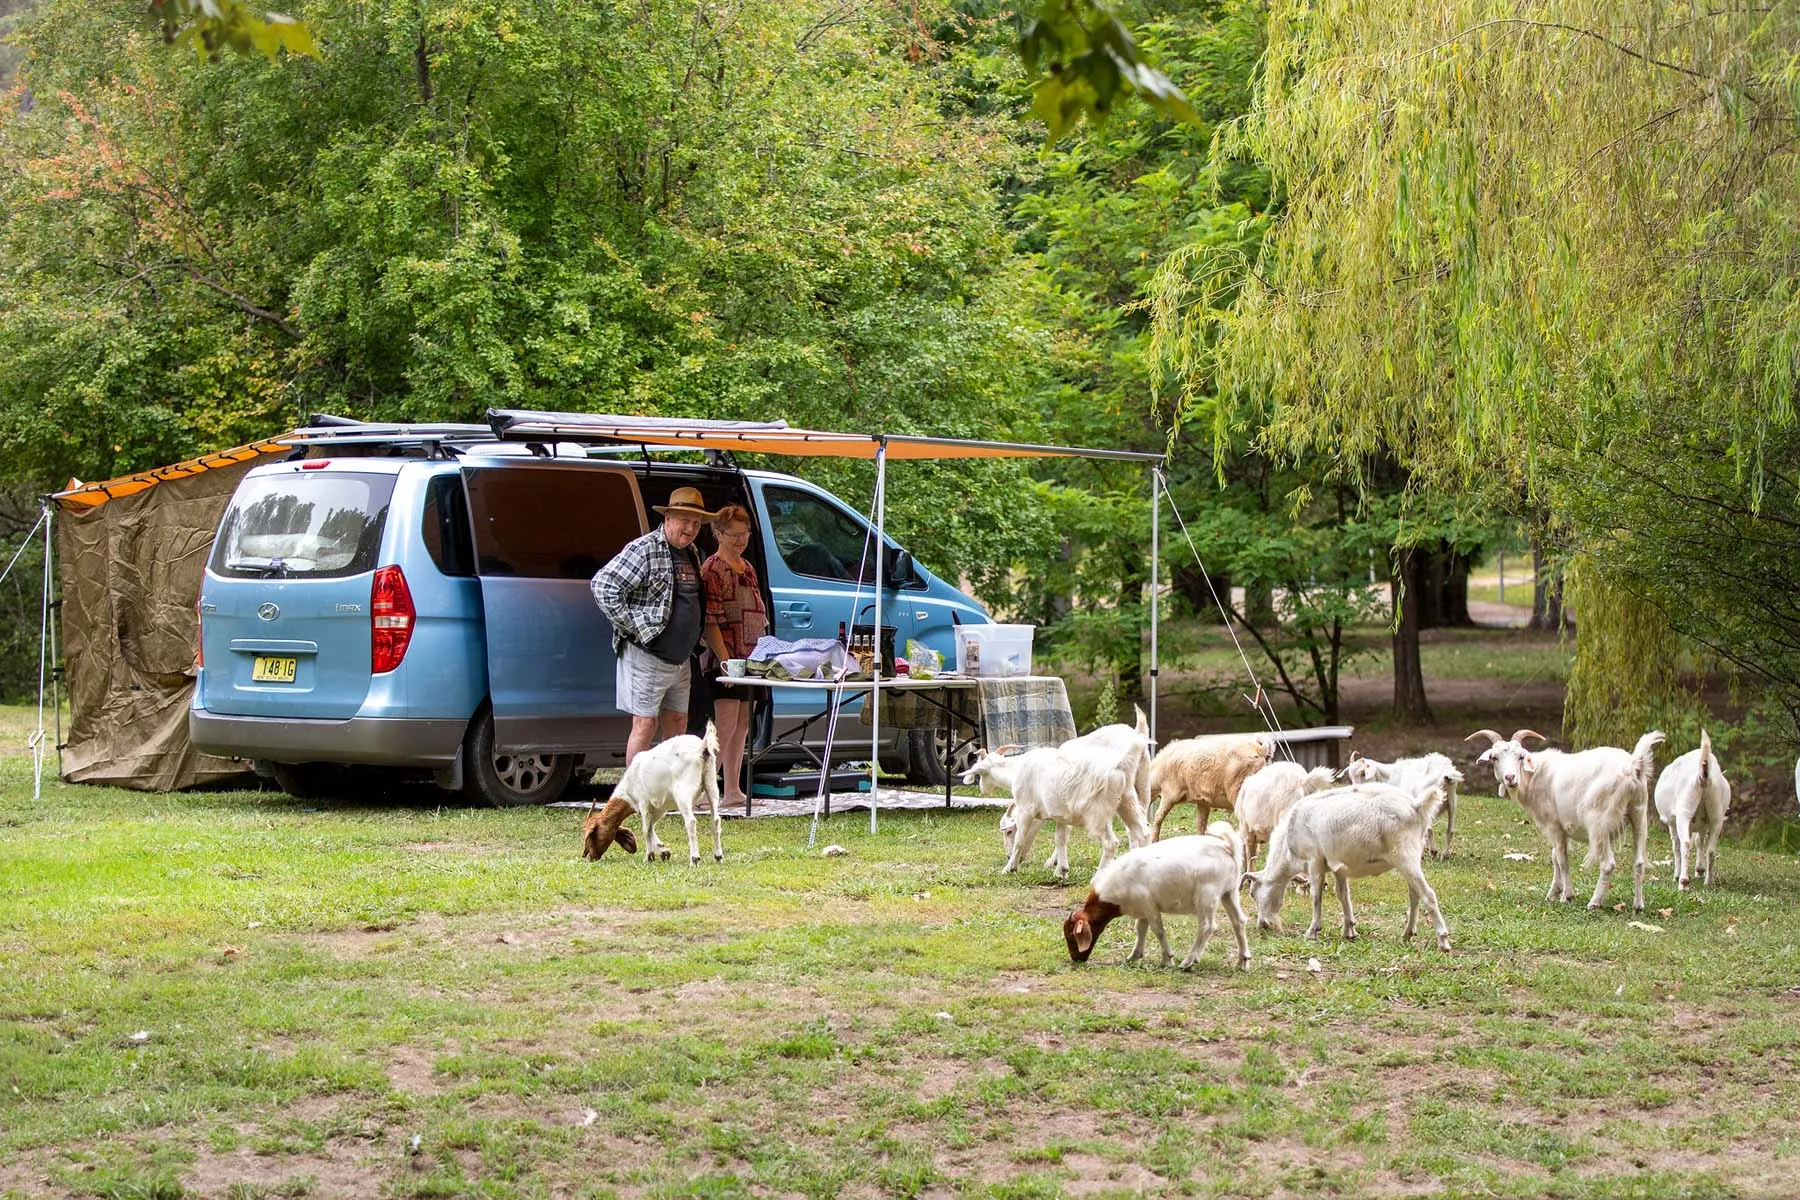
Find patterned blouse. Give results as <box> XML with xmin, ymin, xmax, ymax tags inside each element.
<box><xmin>701</xmin><ymin>553</ymin><xmax>769</xmax><ymax>660</ymax></box>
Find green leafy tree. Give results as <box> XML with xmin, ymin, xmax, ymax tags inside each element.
<box><xmin>0</xmin><ymin>0</ymin><xmax>1053</xmax><ymax>598</ymax></box>
<box><xmin>1161</xmin><ymin>0</ymin><xmax>1800</xmax><ymax>743</ymax></box>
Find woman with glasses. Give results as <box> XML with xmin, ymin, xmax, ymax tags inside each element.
<box><xmin>701</xmin><ymin>505</ymin><xmax>769</xmax><ymax>810</ymax></box>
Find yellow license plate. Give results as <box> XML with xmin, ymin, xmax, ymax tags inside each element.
<box><xmin>252</xmin><ymin>656</ymin><xmax>297</xmax><ymax>683</ymax></box>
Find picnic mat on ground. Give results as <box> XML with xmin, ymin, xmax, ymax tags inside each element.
<box><xmin>855</xmin><ymin>677</ymin><xmax>1074</xmax><ymax>751</ymax></box>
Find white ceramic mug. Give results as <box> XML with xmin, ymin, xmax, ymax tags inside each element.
<box><xmin>724</xmin><ymin>659</ymin><xmax>747</xmax><ymax>678</ymax></box>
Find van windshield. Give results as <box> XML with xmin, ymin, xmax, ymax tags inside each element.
<box><xmin>211</xmin><ymin>471</ymin><xmax>395</xmax><ymax>579</ymax></box>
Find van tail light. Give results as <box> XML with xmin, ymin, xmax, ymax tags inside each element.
<box><xmin>371</xmin><ymin>565</ymin><xmax>415</xmax><ymax>674</ymax></box>
<box><xmin>195</xmin><ymin>597</ymin><xmax>204</xmax><ymax>669</ymax></box>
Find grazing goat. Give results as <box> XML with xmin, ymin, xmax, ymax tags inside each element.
<box><xmin>1233</xmin><ymin>762</ymin><xmax>1339</xmax><ymax>867</ymax></box>
<box><xmin>1063</xmin><ymin>821</ymin><xmax>1251</xmax><ymax>969</ymax></box>
<box><xmin>1248</xmin><ymin>783</ymin><xmax>1452</xmax><ymax>951</ymax></box>
<box><xmin>1147</xmin><ymin>732</ymin><xmax>1273</xmax><ymax>840</ymax></box>
<box><xmin>588</xmin><ymin>722</ymin><xmax>724</xmax><ymax>865</ymax></box>
<box><xmin>962</xmin><ymin>745</ymin><xmax>1137</xmax><ymax>881</ymax></box>
<box><xmin>1345</xmin><ymin>750</ymin><xmax>1463</xmax><ymax>858</ymax></box>
<box><xmin>1653</xmin><ymin>730</ymin><xmax>1731</xmax><ymax>890</ymax></box>
<box><xmin>1467</xmin><ymin>728</ymin><xmax>1664</xmax><ymax>912</ymax></box>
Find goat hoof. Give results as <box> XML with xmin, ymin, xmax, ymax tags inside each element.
<box><xmin>658</xmin><ymin>848</ymin><xmax>671</xmax><ymax>862</ymax></box>
<box><xmin>689</xmin><ymin>855</ymin><xmax>700</xmax><ymax>865</ymax></box>
<box><xmin>1437</xmin><ymin>936</ymin><xmax>1452</xmax><ymax>952</ymax></box>
<box><xmin>1237</xmin><ymin>955</ymin><xmax>1252</xmax><ymax>970</ymax></box>
<box><xmin>714</xmin><ymin>853</ymin><xmax>723</xmax><ymax>863</ymax></box>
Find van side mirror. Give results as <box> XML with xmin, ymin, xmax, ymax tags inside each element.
<box><xmin>885</xmin><ymin>548</ymin><xmax>916</xmax><ymax>588</ymax></box>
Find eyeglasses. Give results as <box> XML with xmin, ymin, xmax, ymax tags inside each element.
<box><xmin>718</xmin><ymin>527</ymin><xmax>752</xmax><ymax>541</ymax></box>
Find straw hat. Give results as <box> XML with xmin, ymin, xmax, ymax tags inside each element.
<box><xmin>653</xmin><ymin>486</ymin><xmax>722</xmax><ymax>520</ymax></box>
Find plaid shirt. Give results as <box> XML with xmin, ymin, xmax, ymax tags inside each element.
<box><xmin>591</xmin><ymin>528</ymin><xmax>685</xmax><ymax>655</ymax></box>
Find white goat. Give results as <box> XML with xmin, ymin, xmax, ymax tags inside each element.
<box><xmin>1467</xmin><ymin>728</ymin><xmax>1664</xmax><ymax>912</ymax></box>
<box><xmin>1345</xmin><ymin>750</ymin><xmax>1463</xmax><ymax>858</ymax></box>
<box><xmin>1148</xmin><ymin>732</ymin><xmax>1273</xmax><ymax>840</ymax></box>
<box><xmin>612</xmin><ymin>722</ymin><xmax>725</xmax><ymax>865</ymax></box>
<box><xmin>1063</xmin><ymin>821</ymin><xmax>1251</xmax><ymax>969</ymax></box>
<box><xmin>1653</xmin><ymin>729</ymin><xmax>1731</xmax><ymax>890</ymax></box>
<box><xmin>1233</xmin><ymin>762</ymin><xmax>1339</xmax><ymax>867</ymax></box>
<box><xmin>1248</xmin><ymin>782</ymin><xmax>1452</xmax><ymax>951</ymax></box>
<box><xmin>961</xmin><ymin>745</ymin><xmax>1137</xmax><ymax>882</ymax></box>
<box><xmin>1060</xmin><ymin>706</ymin><xmax>1155</xmax><ymax>844</ymax></box>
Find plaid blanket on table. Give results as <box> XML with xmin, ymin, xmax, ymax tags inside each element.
<box><xmin>857</xmin><ymin>677</ymin><xmax>1075</xmax><ymax>752</ymax></box>
<box><xmin>974</xmin><ymin>677</ymin><xmax>1076</xmax><ymax>751</ymax></box>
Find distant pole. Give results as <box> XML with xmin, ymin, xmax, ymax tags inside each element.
<box><xmin>1498</xmin><ymin>551</ymin><xmax>1506</xmax><ymax>604</ymax></box>
<box><xmin>1150</xmin><ymin>467</ymin><xmax>1160</xmax><ymax>749</ymax></box>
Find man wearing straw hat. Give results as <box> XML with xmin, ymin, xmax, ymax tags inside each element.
<box><xmin>591</xmin><ymin>486</ymin><xmax>721</xmax><ymax>766</ymax></box>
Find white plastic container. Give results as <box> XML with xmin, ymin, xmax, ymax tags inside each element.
<box><xmin>955</xmin><ymin>624</ymin><xmax>1035</xmax><ymax>677</ymax></box>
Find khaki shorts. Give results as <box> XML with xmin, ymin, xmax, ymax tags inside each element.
<box><xmin>616</xmin><ymin>642</ymin><xmax>691</xmax><ymax>718</ymax></box>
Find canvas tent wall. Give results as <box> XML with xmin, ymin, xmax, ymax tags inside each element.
<box><xmin>53</xmin><ymin>439</ymin><xmax>295</xmax><ymax>790</ymax></box>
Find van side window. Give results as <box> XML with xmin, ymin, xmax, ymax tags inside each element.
<box><xmin>764</xmin><ymin>485</ymin><xmax>878</xmax><ymax>582</ymax></box>
<box><xmin>464</xmin><ymin>467</ymin><xmax>642</xmax><ymax>579</ymax></box>
<box><xmin>421</xmin><ymin>475</ymin><xmax>475</xmax><ymax>577</ymax></box>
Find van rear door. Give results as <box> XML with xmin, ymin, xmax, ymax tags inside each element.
<box><xmin>462</xmin><ymin>463</ymin><xmax>644</xmax><ymax>755</ymax></box>
<box><xmin>200</xmin><ymin>467</ymin><xmax>395</xmax><ymax>718</ymax></box>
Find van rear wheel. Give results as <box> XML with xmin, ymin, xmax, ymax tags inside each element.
<box><xmin>463</xmin><ymin>709</ymin><xmax>574</xmax><ymax>807</ymax></box>
<box><xmin>905</xmin><ymin>727</ymin><xmax>978</xmax><ymax>788</ymax></box>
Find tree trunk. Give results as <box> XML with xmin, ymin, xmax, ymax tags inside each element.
<box><xmin>1245</xmin><ymin>580</ymin><xmax>1277</xmax><ymax>627</ymax></box>
<box><xmin>1391</xmin><ymin>547</ymin><xmax>1433</xmax><ymax>722</ymax></box>
<box><xmin>1418</xmin><ymin>545</ymin><xmax>1449</xmax><ymax>628</ymax></box>
<box><xmin>1530</xmin><ymin>542</ymin><xmax>1571</xmax><ymax>632</ymax></box>
<box><xmin>1172</xmin><ymin>565</ymin><xmax>1230</xmax><ymax>623</ymax></box>
<box><xmin>1442</xmin><ymin>548</ymin><xmax>1473</xmax><ymax>626</ymax></box>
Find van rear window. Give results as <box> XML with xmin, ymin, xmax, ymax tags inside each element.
<box><xmin>211</xmin><ymin>471</ymin><xmax>395</xmax><ymax>579</ymax></box>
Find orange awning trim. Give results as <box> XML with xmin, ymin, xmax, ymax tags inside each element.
<box><xmin>51</xmin><ymin>438</ymin><xmax>296</xmax><ymax>511</ymax></box>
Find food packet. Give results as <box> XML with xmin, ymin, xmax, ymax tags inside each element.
<box><xmin>905</xmin><ymin>639</ymin><xmax>944</xmax><ymax>680</ymax></box>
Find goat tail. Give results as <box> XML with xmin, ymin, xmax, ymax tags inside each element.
<box><xmin>1698</xmin><ymin>728</ymin><xmax>1713</xmax><ymax>785</ymax></box>
<box><xmin>701</xmin><ymin>719</ymin><xmax>723</xmax><ymax>811</ymax></box>
<box><xmin>1206</xmin><ymin>819</ymin><xmax>1245</xmax><ymax>875</ymax></box>
<box><xmin>702</xmin><ymin>719</ymin><xmax>721</xmax><ymax>764</ymax></box>
<box><xmin>1630</xmin><ymin>730</ymin><xmax>1667</xmax><ymax>790</ymax></box>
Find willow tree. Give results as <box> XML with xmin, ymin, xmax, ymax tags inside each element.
<box><xmin>1155</xmin><ymin>1</ymin><xmax>1800</xmax><ymax>743</ymax></box>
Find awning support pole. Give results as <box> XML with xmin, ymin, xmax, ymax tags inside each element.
<box><xmin>34</xmin><ymin>503</ymin><xmax>51</xmax><ymax>800</ymax></box>
<box><xmin>870</xmin><ymin>437</ymin><xmax>888</xmax><ymax>834</ymax></box>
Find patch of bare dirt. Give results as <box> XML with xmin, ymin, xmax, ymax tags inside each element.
<box><xmin>182</xmin><ymin>1140</ymin><xmax>384</xmax><ymax>1200</ymax></box>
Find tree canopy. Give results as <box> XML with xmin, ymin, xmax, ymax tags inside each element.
<box><xmin>1155</xmin><ymin>0</ymin><xmax>1800</xmax><ymax>740</ymax></box>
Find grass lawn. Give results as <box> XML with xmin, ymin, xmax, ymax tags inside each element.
<box><xmin>5</xmin><ymin>754</ymin><xmax>1800</xmax><ymax>1199</ymax></box>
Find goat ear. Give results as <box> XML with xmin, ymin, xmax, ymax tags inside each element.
<box><xmin>1240</xmin><ymin>870</ymin><xmax>1258</xmax><ymax>890</ymax></box>
<box><xmin>615</xmin><ymin>827</ymin><xmax>639</xmax><ymax>855</ymax></box>
<box><xmin>1073</xmin><ymin>918</ymin><xmax>1094</xmax><ymax>954</ymax></box>
<box><xmin>1474</xmin><ymin>747</ymin><xmax>1495</xmax><ymax>765</ymax></box>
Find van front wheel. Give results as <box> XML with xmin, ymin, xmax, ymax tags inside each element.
<box><xmin>463</xmin><ymin>710</ymin><xmax>574</xmax><ymax>807</ymax></box>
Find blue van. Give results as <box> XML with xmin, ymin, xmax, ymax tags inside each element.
<box><xmin>189</xmin><ymin>430</ymin><xmax>989</xmax><ymax>804</ymax></box>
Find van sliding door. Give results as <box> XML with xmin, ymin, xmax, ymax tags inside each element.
<box><xmin>462</xmin><ymin>464</ymin><xmax>645</xmax><ymax>757</ymax></box>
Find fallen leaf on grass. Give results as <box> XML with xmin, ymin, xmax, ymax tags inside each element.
<box><xmin>820</xmin><ymin>844</ymin><xmax>848</xmax><ymax>857</ymax></box>
<box><xmin>1627</xmin><ymin>921</ymin><xmax>1665</xmax><ymax>933</ymax></box>
<box><xmin>580</xmin><ymin>1109</ymin><xmax>597</xmax><ymax>1127</ymax></box>
<box><xmin>1614</xmin><ymin>903</ymin><xmax>1628</xmax><ymax>912</ymax></box>
<box><xmin>1502</xmin><ymin>852</ymin><xmax>1535</xmax><ymax>862</ymax></box>
<box><xmin>1306</xmin><ymin>958</ymin><xmax>1323</xmax><ymax>974</ymax></box>
<box><xmin>934</xmin><ymin>1011</ymin><xmax>953</xmax><ymax>1022</ymax></box>
<box><xmin>220</xmin><ymin>945</ymin><xmax>242</xmax><ymax>959</ymax></box>
<box><xmin>497</xmin><ymin>933</ymin><xmax>516</xmax><ymax>945</ymax></box>
<box><xmin>1657</xmin><ymin>908</ymin><xmax>1674</xmax><ymax>919</ymax></box>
